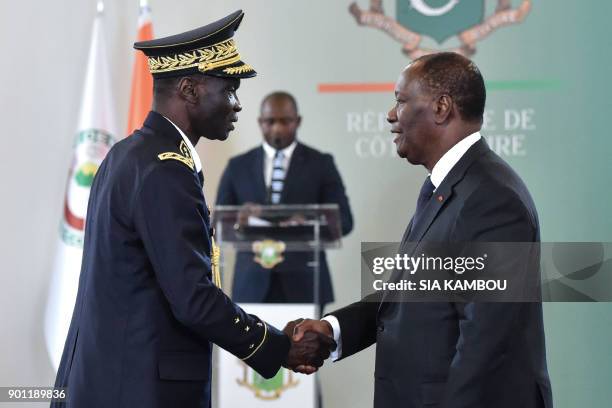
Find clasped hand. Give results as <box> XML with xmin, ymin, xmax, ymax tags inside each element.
<box><xmin>282</xmin><ymin>318</ymin><xmax>336</xmax><ymax>374</ymax></box>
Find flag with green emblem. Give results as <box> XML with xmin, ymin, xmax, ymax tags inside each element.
<box><xmin>44</xmin><ymin>0</ymin><xmax>117</xmax><ymax>371</ymax></box>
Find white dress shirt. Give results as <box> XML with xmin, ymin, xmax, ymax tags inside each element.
<box><xmin>430</xmin><ymin>131</ymin><xmax>481</xmax><ymax>189</ymax></box>
<box><xmin>262</xmin><ymin>140</ymin><xmax>298</xmax><ymax>188</ymax></box>
<box><xmin>163</xmin><ymin>115</ymin><xmax>202</xmax><ymax>173</ymax></box>
<box><xmin>324</xmin><ymin>131</ymin><xmax>482</xmax><ymax>361</ymax></box>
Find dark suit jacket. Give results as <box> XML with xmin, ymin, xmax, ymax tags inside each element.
<box><xmin>216</xmin><ymin>143</ymin><xmax>353</xmax><ymax>305</ymax></box>
<box><xmin>331</xmin><ymin>139</ymin><xmax>552</xmax><ymax>408</ymax></box>
<box><xmin>51</xmin><ymin>112</ymin><xmax>289</xmax><ymax>408</ymax></box>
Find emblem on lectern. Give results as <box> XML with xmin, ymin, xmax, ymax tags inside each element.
<box><xmin>237</xmin><ymin>362</ymin><xmax>299</xmax><ymax>400</ymax></box>
<box><xmin>252</xmin><ymin>240</ymin><xmax>286</xmax><ymax>269</ymax></box>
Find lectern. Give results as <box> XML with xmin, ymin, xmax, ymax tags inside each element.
<box><xmin>213</xmin><ymin>203</ymin><xmax>342</xmax><ymax>310</ymax></box>
<box><xmin>213</xmin><ymin>204</ymin><xmax>342</xmax><ymax>407</ymax></box>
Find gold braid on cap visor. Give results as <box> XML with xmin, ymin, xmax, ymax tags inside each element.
<box><xmin>146</xmin><ymin>38</ymin><xmax>253</xmax><ymax>75</ymax></box>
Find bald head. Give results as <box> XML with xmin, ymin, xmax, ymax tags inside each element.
<box><xmin>260</xmin><ymin>91</ymin><xmax>299</xmax><ymax>116</ymax></box>
<box><xmin>408</xmin><ymin>52</ymin><xmax>486</xmax><ymax>123</ymax></box>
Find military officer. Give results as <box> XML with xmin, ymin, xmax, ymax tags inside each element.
<box><xmin>51</xmin><ymin>10</ymin><xmax>334</xmax><ymax>408</ymax></box>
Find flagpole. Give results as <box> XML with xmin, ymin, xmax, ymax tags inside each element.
<box><xmin>126</xmin><ymin>0</ymin><xmax>154</xmax><ymax>134</ymax></box>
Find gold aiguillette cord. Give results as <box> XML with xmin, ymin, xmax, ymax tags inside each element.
<box><xmin>211</xmin><ymin>237</ymin><xmax>222</xmax><ymax>289</ymax></box>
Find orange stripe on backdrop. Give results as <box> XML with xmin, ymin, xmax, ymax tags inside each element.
<box><xmin>126</xmin><ymin>21</ymin><xmax>154</xmax><ymax>135</ymax></box>
<box><xmin>317</xmin><ymin>82</ymin><xmax>395</xmax><ymax>93</ymax></box>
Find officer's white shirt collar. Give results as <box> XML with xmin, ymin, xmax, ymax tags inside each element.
<box><xmin>262</xmin><ymin>140</ymin><xmax>298</xmax><ymax>161</ymax></box>
<box><xmin>430</xmin><ymin>131</ymin><xmax>481</xmax><ymax>189</ymax></box>
<box><xmin>162</xmin><ymin>115</ymin><xmax>202</xmax><ymax>173</ymax></box>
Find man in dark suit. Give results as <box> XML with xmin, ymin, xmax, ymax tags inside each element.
<box><xmin>216</xmin><ymin>91</ymin><xmax>353</xmax><ymax>308</ymax></box>
<box><xmin>51</xmin><ymin>11</ymin><xmax>334</xmax><ymax>408</ymax></box>
<box><xmin>292</xmin><ymin>53</ymin><xmax>553</xmax><ymax>407</ymax></box>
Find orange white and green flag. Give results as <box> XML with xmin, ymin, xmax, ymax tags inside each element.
<box><xmin>126</xmin><ymin>0</ymin><xmax>154</xmax><ymax>135</ymax></box>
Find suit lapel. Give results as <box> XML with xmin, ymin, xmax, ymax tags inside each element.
<box><xmin>399</xmin><ymin>218</ymin><xmax>414</xmax><ymax>247</ymax></box>
<box><xmin>406</xmin><ymin>184</ymin><xmax>454</xmax><ymax>244</ymax></box>
<box><xmin>251</xmin><ymin>147</ymin><xmax>267</xmax><ymax>203</ymax></box>
<box><xmin>407</xmin><ymin>139</ymin><xmax>490</xmax><ymax>244</ymax></box>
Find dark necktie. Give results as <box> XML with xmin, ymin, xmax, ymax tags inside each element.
<box><xmin>269</xmin><ymin>150</ymin><xmax>285</xmax><ymax>204</ymax></box>
<box><xmin>399</xmin><ymin>175</ymin><xmax>435</xmax><ymax>253</ymax></box>
<box><xmin>412</xmin><ymin>176</ymin><xmax>435</xmax><ymax>228</ymax></box>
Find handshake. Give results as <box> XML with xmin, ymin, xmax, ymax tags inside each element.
<box><xmin>281</xmin><ymin>318</ymin><xmax>335</xmax><ymax>374</ymax></box>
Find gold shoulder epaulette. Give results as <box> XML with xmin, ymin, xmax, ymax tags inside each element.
<box><xmin>158</xmin><ymin>140</ymin><xmax>195</xmax><ymax>171</ymax></box>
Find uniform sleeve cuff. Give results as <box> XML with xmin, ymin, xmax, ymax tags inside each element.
<box><xmin>242</xmin><ymin>322</ymin><xmax>290</xmax><ymax>379</ymax></box>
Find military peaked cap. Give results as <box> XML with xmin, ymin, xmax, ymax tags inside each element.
<box><xmin>134</xmin><ymin>10</ymin><xmax>256</xmax><ymax>79</ymax></box>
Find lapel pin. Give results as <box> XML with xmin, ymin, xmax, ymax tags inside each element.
<box><xmin>437</xmin><ymin>195</ymin><xmax>444</xmax><ymax>202</ymax></box>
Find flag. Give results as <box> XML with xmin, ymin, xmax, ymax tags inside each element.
<box><xmin>44</xmin><ymin>1</ymin><xmax>118</xmax><ymax>371</ymax></box>
<box><xmin>126</xmin><ymin>0</ymin><xmax>154</xmax><ymax>134</ymax></box>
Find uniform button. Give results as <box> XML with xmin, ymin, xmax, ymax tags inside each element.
<box><xmin>245</xmin><ymin>326</ymin><xmax>250</xmax><ymax>332</ymax></box>
<box><xmin>234</xmin><ymin>317</ymin><xmax>240</xmax><ymax>324</ymax></box>
<box><xmin>377</xmin><ymin>324</ymin><xmax>385</xmax><ymax>332</ymax></box>
<box><xmin>249</xmin><ymin>344</ymin><xmax>255</xmax><ymax>349</ymax></box>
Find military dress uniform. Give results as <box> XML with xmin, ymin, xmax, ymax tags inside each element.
<box><xmin>51</xmin><ymin>11</ymin><xmax>289</xmax><ymax>408</ymax></box>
